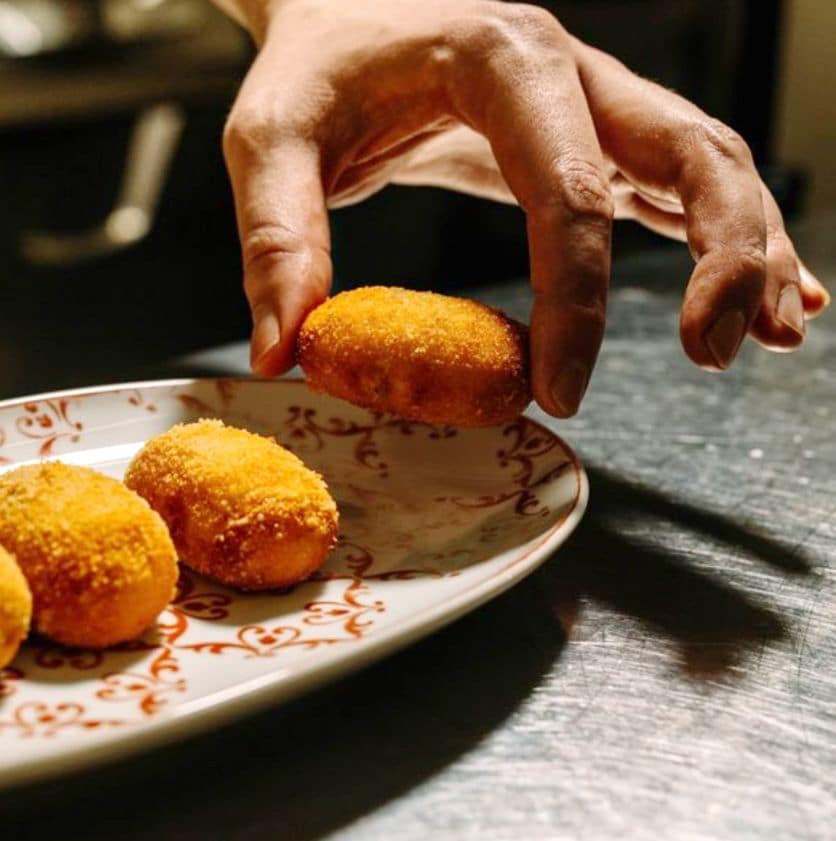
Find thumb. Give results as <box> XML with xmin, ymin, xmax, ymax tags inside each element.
<box><xmin>223</xmin><ymin>131</ymin><xmax>332</xmax><ymax>376</ymax></box>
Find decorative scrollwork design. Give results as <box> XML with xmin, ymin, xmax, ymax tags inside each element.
<box><xmin>1</xmin><ymin>391</ymin><xmax>576</xmax><ymax>740</ymax></box>
<box><xmin>14</xmin><ymin>399</ymin><xmax>83</xmax><ymax>456</ymax></box>
<box><xmin>0</xmin><ymin>702</ymin><xmax>125</xmax><ymax>736</ymax></box>
<box><xmin>283</xmin><ymin>406</ymin><xmax>456</xmax><ymax>478</ymax></box>
<box><xmin>438</xmin><ymin>418</ymin><xmax>570</xmax><ymax>517</ymax></box>
<box><xmin>127</xmin><ymin>389</ymin><xmax>157</xmax><ymax>413</ymax></box>
<box><xmin>96</xmin><ymin>648</ymin><xmax>186</xmax><ymax>716</ymax></box>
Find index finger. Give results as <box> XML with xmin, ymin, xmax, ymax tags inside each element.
<box><xmin>223</xmin><ymin>45</ymin><xmax>333</xmax><ymax>377</ymax></box>
<box><xmin>223</xmin><ymin>127</ymin><xmax>332</xmax><ymax>376</ymax></box>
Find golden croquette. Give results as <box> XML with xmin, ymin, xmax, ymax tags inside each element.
<box><xmin>0</xmin><ymin>462</ymin><xmax>178</xmax><ymax>648</ymax></box>
<box><xmin>0</xmin><ymin>545</ymin><xmax>32</xmax><ymax>669</ymax></box>
<box><xmin>124</xmin><ymin>419</ymin><xmax>339</xmax><ymax>590</ymax></box>
<box><xmin>297</xmin><ymin>286</ymin><xmax>531</xmax><ymax>427</ymax></box>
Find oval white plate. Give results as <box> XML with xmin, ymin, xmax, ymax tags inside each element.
<box><xmin>0</xmin><ymin>378</ymin><xmax>586</xmax><ymax>789</ymax></box>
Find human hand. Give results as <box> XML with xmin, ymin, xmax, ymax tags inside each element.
<box><xmin>219</xmin><ymin>0</ymin><xmax>831</xmax><ymax>417</ymax></box>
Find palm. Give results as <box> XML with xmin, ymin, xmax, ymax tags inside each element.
<box><xmin>329</xmin><ymin>123</ymin><xmax>687</xmax><ymax>242</ymax></box>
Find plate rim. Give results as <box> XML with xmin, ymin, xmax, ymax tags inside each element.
<box><xmin>0</xmin><ymin>377</ymin><xmax>588</xmax><ymax>790</ymax></box>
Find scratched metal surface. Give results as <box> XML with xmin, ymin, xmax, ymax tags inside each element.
<box><xmin>3</xmin><ymin>221</ymin><xmax>835</xmax><ymax>840</ymax></box>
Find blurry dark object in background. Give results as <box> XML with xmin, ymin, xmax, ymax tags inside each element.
<box><xmin>0</xmin><ymin>106</ymin><xmax>250</xmax><ymax>397</ymax></box>
<box><xmin>0</xmin><ymin>0</ymin><xmax>219</xmax><ymax>59</ymax></box>
<box><xmin>0</xmin><ymin>0</ymin><xmax>251</xmax><ymax>396</ymax></box>
<box><xmin>0</xmin><ymin>0</ymin><xmax>809</xmax><ymax>397</ymax></box>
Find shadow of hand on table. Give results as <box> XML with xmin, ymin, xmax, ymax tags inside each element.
<box><xmin>586</xmin><ymin>466</ymin><xmax>816</xmax><ymax>575</ymax></box>
<box><xmin>2</xmin><ymin>464</ymin><xmax>815</xmax><ymax>840</ymax></box>
<box><xmin>541</xmin><ymin>465</ymin><xmax>809</xmax><ymax>678</ymax></box>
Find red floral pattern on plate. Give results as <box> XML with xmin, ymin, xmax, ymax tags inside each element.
<box><xmin>437</xmin><ymin>418</ymin><xmax>571</xmax><ymax>517</ymax></box>
<box><xmin>127</xmin><ymin>389</ymin><xmax>157</xmax><ymax>413</ymax></box>
<box><xmin>282</xmin><ymin>406</ymin><xmax>457</xmax><ymax>478</ymax></box>
<box><xmin>0</xmin><ymin>379</ymin><xmax>582</xmax><ymax>753</ymax></box>
<box><xmin>0</xmin><ymin>566</ymin><xmax>389</xmax><ymax>732</ymax></box>
<box><xmin>15</xmin><ymin>399</ymin><xmax>83</xmax><ymax>457</ymax></box>
<box><xmin>0</xmin><ymin>703</ymin><xmax>125</xmax><ymax>737</ymax></box>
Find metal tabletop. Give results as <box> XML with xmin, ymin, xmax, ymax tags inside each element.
<box><xmin>3</xmin><ymin>219</ymin><xmax>834</xmax><ymax>840</ymax></box>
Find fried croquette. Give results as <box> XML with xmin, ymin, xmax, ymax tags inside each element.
<box><xmin>297</xmin><ymin>286</ymin><xmax>531</xmax><ymax>426</ymax></box>
<box><xmin>124</xmin><ymin>419</ymin><xmax>339</xmax><ymax>590</ymax></box>
<box><xmin>0</xmin><ymin>463</ymin><xmax>178</xmax><ymax>648</ymax></box>
<box><xmin>0</xmin><ymin>546</ymin><xmax>32</xmax><ymax>669</ymax></box>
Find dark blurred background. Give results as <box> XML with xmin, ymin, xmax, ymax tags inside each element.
<box><xmin>0</xmin><ymin>0</ymin><xmax>832</xmax><ymax>397</ymax></box>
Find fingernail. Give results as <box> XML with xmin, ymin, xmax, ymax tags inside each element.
<box><xmin>251</xmin><ymin>310</ymin><xmax>280</xmax><ymax>374</ymax></box>
<box><xmin>798</xmin><ymin>264</ymin><xmax>831</xmax><ymax>315</ymax></box>
<box><xmin>550</xmin><ymin>360</ymin><xmax>591</xmax><ymax>417</ymax></box>
<box><xmin>705</xmin><ymin>309</ymin><xmax>746</xmax><ymax>370</ymax></box>
<box><xmin>776</xmin><ymin>284</ymin><xmax>805</xmax><ymax>338</ymax></box>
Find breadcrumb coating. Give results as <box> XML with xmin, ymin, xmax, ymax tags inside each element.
<box><xmin>124</xmin><ymin>420</ymin><xmax>339</xmax><ymax>590</ymax></box>
<box><xmin>0</xmin><ymin>462</ymin><xmax>178</xmax><ymax>648</ymax></box>
<box><xmin>0</xmin><ymin>545</ymin><xmax>32</xmax><ymax>669</ymax></box>
<box><xmin>297</xmin><ymin>286</ymin><xmax>531</xmax><ymax>426</ymax></box>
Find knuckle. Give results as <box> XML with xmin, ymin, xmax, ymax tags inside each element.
<box><xmin>533</xmin><ymin>285</ymin><xmax>607</xmax><ymax>325</ymax></box>
<box><xmin>241</xmin><ymin>223</ymin><xmax>330</xmax><ymax>302</ymax></box>
<box><xmin>223</xmin><ymin>103</ymin><xmax>307</xmax><ymax>165</ymax></box>
<box><xmin>222</xmin><ymin>107</ymin><xmax>269</xmax><ymax>163</ymax></box>
<box><xmin>736</xmin><ymin>242</ymin><xmax>767</xmax><ymax>272</ymax></box>
<box><xmin>552</xmin><ymin>161</ymin><xmax>614</xmax><ymax>224</ymax></box>
<box><xmin>573</xmin><ymin>293</ymin><xmax>608</xmax><ymax>326</ymax></box>
<box><xmin>242</xmin><ymin>223</ymin><xmax>308</xmax><ymax>276</ymax></box>
<box><xmin>735</xmin><ymin>246</ymin><xmax>768</xmax><ymax>281</ymax></box>
<box><xmin>687</xmin><ymin>118</ymin><xmax>753</xmax><ymax>166</ymax></box>
<box><xmin>719</xmin><ymin>246</ymin><xmax>767</xmax><ymax>296</ymax></box>
<box><xmin>426</xmin><ymin>42</ymin><xmax>457</xmax><ymax>77</ymax></box>
<box><xmin>458</xmin><ymin>2</ymin><xmax>565</xmax><ymax>54</ymax></box>
<box><xmin>496</xmin><ymin>3</ymin><xmax>564</xmax><ymax>39</ymax></box>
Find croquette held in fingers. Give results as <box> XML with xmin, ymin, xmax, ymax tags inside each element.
<box><xmin>124</xmin><ymin>419</ymin><xmax>339</xmax><ymax>591</ymax></box>
<box><xmin>297</xmin><ymin>286</ymin><xmax>531</xmax><ymax>427</ymax></box>
<box><xmin>0</xmin><ymin>546</ymin><xmax>32</xmax><ymax>669</ymax></box>
<box><xmin>0</xmin><ymin>462</ymin><xmax>178</xmax><ymax>649</ymax></box>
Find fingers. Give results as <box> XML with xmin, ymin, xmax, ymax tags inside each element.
<box><xmin>572</xmin><ymin>41</ymin><xmax>830</xmax><ymax>368</ymax></box>
<box><xmin>223</xmin><ymin>127</ymin><xmax>332</xmax><ymax>377</ymax></box>
<box><xmin>673</xmin><ymin>121</ymin><xmax>767</xmax><ymax>369</ymax></box>
<box><xmin>757</xmin><ymin>185</ymin><xmax>830</xmax><ymax>320</ymax></box>
<box><xmin>449</xmin><ymin>8</ymin><xmax>612</xmax><ymax>417</ymax></box>
<box><xmin>749</xmin><ymin>186</ymin><xmax>805</xmax><ymax>350</ymax></box>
